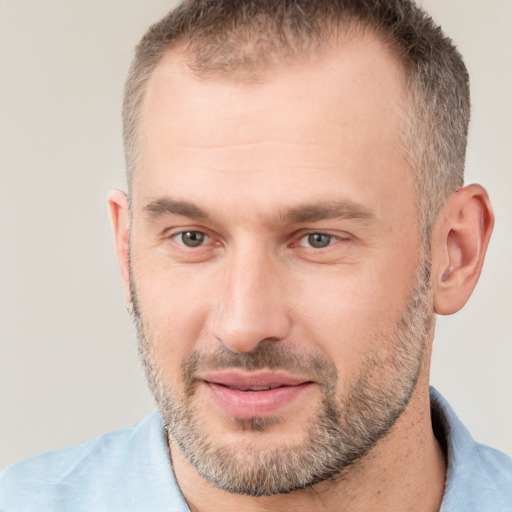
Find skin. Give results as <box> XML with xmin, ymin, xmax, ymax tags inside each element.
<box><xmin>109</xmin><ymin>35</ymin><xmax>493</xmax><ymax>512</ymax></box>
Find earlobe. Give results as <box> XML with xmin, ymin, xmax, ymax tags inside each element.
<box><xmin>107</xmin><ymin>189</ymin><xmax>131</xmax><ymax>302</ymax></box>
<box><xmin>432</xmin><ymin>184</ymin><xmax>494</xmax><ymax>315</ymax></box>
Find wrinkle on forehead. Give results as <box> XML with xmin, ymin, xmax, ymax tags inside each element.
<box><xmin>138</xmin><ymin>138</ymin><xmax>373</xmax><ymax>178</ymax></box>
<box><xmin>139</xmin><ymin>35</ymin><xmax>407</xmax><ymax>149</ymax></box>
<box><xmin>133</xmin><ymin>33</ymin><xmax>415</xmax><ymax>230</ymax></box>
<box><xmin>164</xmin><ymin>139</ymin><xmax>332</xmax><ymax>151</ymax></box>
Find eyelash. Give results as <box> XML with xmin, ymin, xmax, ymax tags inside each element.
<box><xmin>297</xmin><ymin>233</ymin><xmax>341</xmax><ymax>249</ymax></box>
<box><xmin>171</xmin><ymin>230</ymin><xmax>213</xmax><ymax>248</ymax></box>
<box><xmin>169</xmin><ymin>229</ymin><xmax>345</xmax><ymax>251</ymax></box>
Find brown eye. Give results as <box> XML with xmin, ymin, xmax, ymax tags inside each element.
<box><xmin>176</xmin><ymin>231</ymin><xmax>208</xmax><ymax>247</ymax></box>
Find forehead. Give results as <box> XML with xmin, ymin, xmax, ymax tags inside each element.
<box><xmin>133</xmin><ymin>35</ymin><xmax>414</xmax><ymax>223</ymax></box>
<box><xmin>140</xmin><ymin>35</ymin><xmax>406</xmax><ymax>143</ymax></box>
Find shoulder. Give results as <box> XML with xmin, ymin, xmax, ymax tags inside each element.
<box><xmin>431</xmin><ymin>388</ymin><xmax>512</xmax><ymax>512</ymax></box>
<box><xmin>1</xmin><ymin>423</ymin><xmax>134</xmax><ymax>484</ymax></box>
<box><xmin>0</xmin><ymin>412</ymin><xmax>187</xmax><ymax>512</ymax></box>
<box><xmin>443</xmin><ymin>440</ymin><xmax>512</xmax><ymax>512</ymax></box>
<box><xmin>473</xmin><ymin>441</ymin><xmax>512</xmax><ymax>485</ymax></box>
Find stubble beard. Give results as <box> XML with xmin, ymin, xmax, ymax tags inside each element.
<box><xmin>130</xmin><ymin>249</ymin><xmax>433</xmax><ymax>496</ymax></box>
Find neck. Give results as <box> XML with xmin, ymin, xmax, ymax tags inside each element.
<box><xmin>169</xmin><ymin>376</ymin><xmax>446</xmax><ymax>512</ymax></box>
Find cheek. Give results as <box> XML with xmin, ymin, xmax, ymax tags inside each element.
<box><xmin>293</xmin><ymin>260</ymin><xmax>416</xmax><ymax>382</ymax></box>
<box><xmin>132</xmin><ymin>256</ymin><xmax>214</xmax><ymax>373</ymax></box>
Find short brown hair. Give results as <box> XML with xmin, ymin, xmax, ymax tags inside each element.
<box><xmin>123</xmin><ymin>0</ymin><xmax>469</xmax><ymax>234</ymax></box>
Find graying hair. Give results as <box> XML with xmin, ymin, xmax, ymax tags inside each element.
<box><xmin>123</xmin><ymin>0</ymin><xmax>469</xmax><ymax>235</ymax></box>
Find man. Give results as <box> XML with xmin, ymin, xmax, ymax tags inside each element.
<box><xmin>1</xmin><ymin>0</ymin><xmax>511</xmax><ymax>510</ymax></box>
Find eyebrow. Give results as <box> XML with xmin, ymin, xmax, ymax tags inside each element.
<box><xmin>144</xmin><ymin>198</ymin><xmax>209</xmax><ymax>220</ymax></box>
<box><xmin>143</xmin><ymin>197</ymin><xmax>375</xmax><ymax>224</ymax></box>
<box><xmin>279</xmin><ymin>201</ymin><xmax>375</xmax><ymax>224</ymax></box>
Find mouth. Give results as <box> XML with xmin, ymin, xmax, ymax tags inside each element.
<box><xmin>199</xmin><ymin>370</ymin><xmax>314</xmax><ymax>418</ymax></box>
<box><xmin>213</xmin><ymin>384</ymin><xmax>288</xmax><ymax>391</ymax></box>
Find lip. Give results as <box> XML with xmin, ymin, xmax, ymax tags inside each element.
<box><xmin>200</xmin><ymin>370</ymin><xmax>314</xmax><ymax>418</ymax></box>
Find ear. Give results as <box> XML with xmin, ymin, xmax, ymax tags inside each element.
<box><xmin>108</xmin><ymin>189</ymin><xmax>131</xmax><ymax>302</ymax></box>
<box><xmin>431</xmin><ymin>184</ymin><xmax>494</xmax><ymax>315</ymax></box>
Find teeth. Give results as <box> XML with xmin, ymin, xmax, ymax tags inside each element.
<box><xmin>233</xmin><ymin>385</ymin><xmax>282</xmax><ymax>391</ymax></box>
<box><xmin>212</xmin><ymin>382</ymin><xmax>288</xmax><ymax>391</ymax></box>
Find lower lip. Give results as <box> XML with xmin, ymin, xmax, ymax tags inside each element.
<box><xmin>203</xmin><ymin>381</ymin><xmax>312</xmax><ymax>418</ymax></box>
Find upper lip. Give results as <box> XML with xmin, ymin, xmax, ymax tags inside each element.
<box><xmin>200</xmin><ymin>370</ymin><xmax>312</xmax><ymax>391</ymax></box>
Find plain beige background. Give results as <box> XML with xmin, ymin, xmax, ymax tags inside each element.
<box><xmin>1</xmin><ymin>0</ymin><xmax>511</xmax><ymax>470</ymax></box>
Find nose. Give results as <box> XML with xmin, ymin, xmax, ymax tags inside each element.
<box><xmin>209</xmin><ymin>248</ymin><xmax>292</xmax><ymax>353</ymax></box>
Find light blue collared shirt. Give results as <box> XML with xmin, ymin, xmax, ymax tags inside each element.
<box><xmin>1</xmin><ymin>388</ymin><xmax>511</xmax><ymax>511</ymax></box>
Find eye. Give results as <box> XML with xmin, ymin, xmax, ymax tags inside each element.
<box><xmin>299</xmin><ymin>233</ymin><xmax>338</xmax><ymax>249</ymax></box>
<box><xmin>173</xmin><ymin>230</ymin><xmax>210</xmax><ymax>247</ymax></box>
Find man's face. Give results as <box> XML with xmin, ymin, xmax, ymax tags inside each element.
<box><xmin>127</xmin><ymin>37</ymin><xmax>433</xmax><ymax>494</ymax></box>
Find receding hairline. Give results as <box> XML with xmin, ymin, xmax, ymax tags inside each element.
<box><xmin>180</xmin><ymin>17</ymin><xmax>392</xmax><ymax>79</ymax></box>
<box><xmin>151</xmin><ymin>21</ymin><xmax>405</xmax><ymax>81</ymax></box>
<box><xmin>125</xmin><ymin>16</ymin><xmax>405</xmax><ymax>190</ymax></box>
<box><xmin>131</xmin><ymin>25</ymin><xmax>413</xmax><ymax>187</ymax></box>
<box><xmin>123</xmin><ymin>0</ymin><xmax>470</xmax><ymax>235</ymax></box>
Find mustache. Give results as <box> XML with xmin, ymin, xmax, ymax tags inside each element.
<box><xmin>181</xmin><ymin>342</ymin><xmax>338</xmax><ymax>389</ymax></box>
